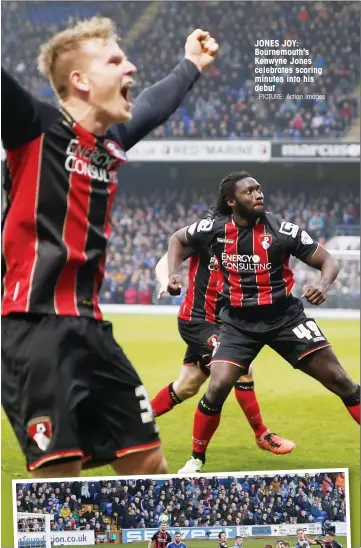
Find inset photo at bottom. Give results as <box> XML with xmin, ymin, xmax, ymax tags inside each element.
<box><xmin>12</xmin><ymin>469</ymin><xmax>350</xmax><ymax>548</ymax></box>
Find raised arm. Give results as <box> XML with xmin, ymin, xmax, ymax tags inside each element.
<box><xmin>1</xmin><ymin>67</ymin><xmax>58</xmax><ymax>150</ymax></box>
<box><xmin>304</xmin><ymin>535</ymin><xmax>319</xmax><ymax>545</ymax></box>
<box><xmin>111</xmin><ymin>29</ymin><xmax>219</xmax><ymax>151</ymax></box>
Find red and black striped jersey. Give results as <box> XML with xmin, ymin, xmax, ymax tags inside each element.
<box><xmin>185</xmin><ymin>214</ymin><xmax>318</xmax><ymax>308</ymax></box>
<box><xmin>151</xmin><ymin>530</ymin><xmax>172</xmax><ymax>548</ymax></box>
<box><xmin>1</xmin><ymin>61</ymin><xmax>200</xmax><ymax>319</ymax></box>
<box><xmin>178</xmin><ymin>245</ymin><xmax>223</xmax><ymax>324</ymax></box>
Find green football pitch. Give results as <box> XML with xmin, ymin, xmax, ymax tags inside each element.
<box><xmin>126</xmin><ymin>539</ymin><xmax>347</xmax><ymax>548</ymax></box>
<box><xmin>2</xmin><ymin>315</ymin><xmax>359</xmax><ymax>548</ymax></box>
<box><xmin>2</xmin><ymin>536</ymin><xmax>349</xmax><ymax>548</ymax></box>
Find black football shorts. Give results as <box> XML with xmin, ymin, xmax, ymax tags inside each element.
<box><xmin>211</xmin><ymin>296</ymin><xmax>330</xmax><ymax>371</ymax></box>
<box><xmin>1</xmin><ymin>314</ymin><xmax>160</xmax><ymax>471</ymax></box>
<box><xmin>177</xmin><ymin>318</ymin><xmax>220</xmax><ymax>375</ymax></box>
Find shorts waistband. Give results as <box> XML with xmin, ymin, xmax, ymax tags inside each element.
<box><xmin>228</xmin><ymin>295</ymin><xmax>295</xmax><ymax>320</ymax></box>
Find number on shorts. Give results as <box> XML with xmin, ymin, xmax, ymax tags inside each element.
<box><xmin>135</xmin><ymin>385</ymin><xmax>153</xmax><ymax>424</ymax></box>
<box><xmin>292</xmin><ymin>321</ymin><xmax>322</xmax><ymax>340</ymax></box>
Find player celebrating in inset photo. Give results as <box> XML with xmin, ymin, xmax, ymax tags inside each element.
<box><xmin>167</xmin><ymin>171</ymin><xmax>360</xmax><ymax>473</ymax></box>
<box><xmin>305</xmin><ymin>532</ymin><xmax>342</xmax><ymax>548</ymax></box>
<box><xmin>1</xmin><ymin>16</ymin><xmax>219</xmax><ymax>478</ymax></box>
<box><xmin>296</xmin><ymin>529</ymin><xmax>310</xmax><ymax>548</ymax></box>
<box><xmin>149</xmin><ymin>523</ymin><xmax>172</xmax><ymax>548</ymax></box>
<box><xmin>152</xmin><ymin>246</ymin><xmax>295</xmax><ymax>455</ymax></box>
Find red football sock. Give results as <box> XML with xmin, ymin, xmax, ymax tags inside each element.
<box><xmin>192</xmin><ymin>399</ymin><xmax>222</xmax><ymax>459</ymax></box>
<box><xmin>234</xmin><ymin>382</ymin><xmax>268</xmax><ymax>438</ymax></box>
<box><xmin>346</xmin><ymin>403</ymin><xmax>360</xmax><ymax>424</ymax></box>
<box><xmin>151</xmin><ymin>384</ymin><xmax>181</xmax><ymax>417</ymax></box>
<box><xmin>342</xmin><ymin>386</ymin><xmax>360</xmax><ymax>424</ymax></box>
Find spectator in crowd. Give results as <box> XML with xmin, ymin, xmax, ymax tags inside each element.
<box><xmin>335</xmin><ymin>473</ymin><xmax>345</xmax><ymax>490</ymax></box>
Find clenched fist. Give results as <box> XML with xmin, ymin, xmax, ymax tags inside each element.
<box><xmin>184</xmin><ymin>29</ymin><xmax>219</xmax><ymax>71</ymax></box>
<box><xmin>167</xmin><ymin>274</ymin><xmax>182</xmax><ymax>296</ymax></box>
<box><xmin>302</xmin><ymin>283</ymin><xmax>328</xmax><ymax>306</ymax></box>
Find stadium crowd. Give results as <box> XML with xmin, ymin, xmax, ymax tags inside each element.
<box><xmin>100</xmin><ymin>182</ymin><xmax>360</xmax><ymax>306</ymax></box>
<box><xmin>16</xmin><ymin>473</ymin><xmax>347</xmax><ymax>531</ymax></box>
<box><xmin>2</xmin><ymin>1</ymin><xmax>359</xmax><ymax>139</ymax></box>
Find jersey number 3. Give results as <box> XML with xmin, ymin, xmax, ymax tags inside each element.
<box><xmin>135</xmin><ymin>385</ymin><xmax>153</xmax><ymax>423</ymax></box>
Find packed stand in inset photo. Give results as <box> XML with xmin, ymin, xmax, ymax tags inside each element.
<box><xmin>16</xmin><ymin>473</ymin><xmax>347</xmax><ymax>532</ymax></box>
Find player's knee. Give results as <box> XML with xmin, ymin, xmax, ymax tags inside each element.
<box><xmin>177</xmin><ymin>379</ymin><xmax>201</xmax><ymax>399</ymax></box>
<box><xmin>237</xmin><ymin>372</ymin><xmax>253</xmax><ymax>383</ymax></box>
<box><xmin>174</xmin><ymin>367</ymin><xmax>205</xmax><ymax>400</ymax></box>
<box><xmin>329</xmin><ymin>366</ymin><xmax>354</xmax><ymax>392</ymax></box>
<box><xmin>318</xmin><ymin>359</ymin><xmax>356</xmax><ymax>396</ymax></box>
<box><xmin>207</xmin><ymin>378</ymin><xmax>233</xmax><ymax>405</ymax></box>
<box><xmin>141</xmin><ymin>447</ymin><xmax>168</xmax><ymax>474</ymax></box>
<box><xmin>113</xmin><ymin>447</ymin><xmax>167</xmax><ymax>475</ymax></box>
<box><xmin>134</xmin><ymin>447</ymin><xmax>168</xmax><ymax>475</ymax></box>
<box><xmin>31</xmin><ymin>459</ymin><xmax>82</xmax><ymax>479</ymax></box>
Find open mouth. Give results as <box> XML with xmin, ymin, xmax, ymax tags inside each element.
<box><xmin>120</xmin><ymin>81</ymin><xmax>133</xmax><ymax>104</ymax></box>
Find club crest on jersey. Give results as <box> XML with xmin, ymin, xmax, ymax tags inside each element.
<box><xmin>27</xmin><ymin>417</ymin><xmax>52</xmax><ymax>452</ymax></box>
<box><xmin>104</xmin><ymin>139</ymin><xmax>127</xmax><ymax>161</ymax></box>
<box><xmin>209</xmin><ymin>256</ymin><xmax>220</xmax><ymax>271</ymax></box>
<box><xmin>260</xmin><ymin>234</ymin><xmax>272</xmax><ymax>250</ymax></box>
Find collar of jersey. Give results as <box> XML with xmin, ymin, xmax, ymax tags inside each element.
<box><xmin>60</xmin><ymin>106</ymin><xmax>101</xmax><ymax>146</ymax></box>
<box><xmin>231</xmin><ymin>215</ymin><xmax>261</xmax><ymax>227</ymax></box>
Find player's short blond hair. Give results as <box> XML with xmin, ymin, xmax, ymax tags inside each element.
<box><xmin>37</xmin><ymin>16</ymin><xmax>119</xmax><ymax>100</ymax></box>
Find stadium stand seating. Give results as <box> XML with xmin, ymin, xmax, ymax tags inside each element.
<box><xmin>16</xmin><ymin>473</ymin><xmax>347</xmax><ymax>530</ymax></box>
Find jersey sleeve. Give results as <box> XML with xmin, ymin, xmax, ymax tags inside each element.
<box><xmin>185</xmin><ymin>218</ymin><xmax>216</xmax><ymax>247</ymax></box>
<box><xmin>151</xmin><ymin>533</ymin><xmax>158</xmax><ymax>541</ymax></box>
<box><xmin>1</xmin><ymin>67</ymin><xmax>59</xmax><ymax>150</ymax></box>
<box><xmin>167</xmin><ymin>533</ymin><xmax>172</xmax><ymax>543</ymax></box>
<box><xmin>277</xmin><ymin>219</ymin><xmax>318</xmax><ymax>261</ymax></box>
<box><xmin>108</xmin><ymin>59</ymin><xmax>200</xmax><ymax>151</ymax></box>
